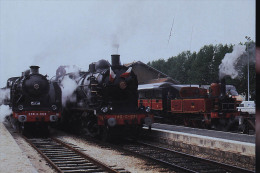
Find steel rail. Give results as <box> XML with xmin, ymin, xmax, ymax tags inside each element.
<box><xmin>22</xmin><ymin>135</ymin><xmax>120</xmax><ymax>173</ymax></box>
<box><xmin>112</xmin><ymin>142</ymin><xmax>198</xmax><ymax>173</ymax></box>
<box><xmin>109</xmin><ymin>139</ymin><xmax>254</xmax><ymax>173</ymax></box>
<box><xmin>52</xmin><ymin>137</ymin><xmax>120</xmax><ymax>173</ymax></box>
<box><xmin>22</xmin><ymin>136</ymin><xmax>63</xmax><ymax>173</ymax></box>
<box><xmin>137</xmin><ymin>141</ymin><xmax>254</xmax><ymax>173</ymax></box>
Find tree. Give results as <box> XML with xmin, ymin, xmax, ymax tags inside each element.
<box><xmin>147</xmin><ymin>42</ymin><xmax>256</xmax><ymax>101</ymax></box>
<box><xmin>147</xmin><ymin>59</ymin><xmax>168</xmax><ymax>74</ymax></box>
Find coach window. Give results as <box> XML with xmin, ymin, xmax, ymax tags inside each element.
<box><xmin>139</xmin><ymin>91</ymin><xmax>146</xmax><ymax>99</ymax></box>
<box><xmin>154</xmin><ymin>90</ymin><xmax>162</xmax><ymax>99</ymax></box>
<box><xmin>145</xmin><ymin>91</ymin><xmax>152</xmax><ymax>98</ymax></box>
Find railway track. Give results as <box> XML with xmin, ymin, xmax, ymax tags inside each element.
<box><xmin>115</xmin><ymin>140</ymin><xmax>254</xmax><ymax>173</ymax></box>
<box><xmin>22</xmin><ymin>136</ymin><xmax>125</xmax><ymax>173</ymax></box>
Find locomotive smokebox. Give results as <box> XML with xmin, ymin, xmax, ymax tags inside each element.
<box><xmin>89</xmin><ymin>63</ymin><xmax>96</xmax><ymax>73</ymax></box>
<box><xmin>30</xmin><ymin>66</ymin><xmax>40</xmax><ymax>74</ymax></box>
<box><xmin>111</xmin><ymin>54</ymin><xmax>120</xmax><ymax>66</ymax></box>
<box><xmin>220</xmin><ymin>78</ymin><xmax>226</xmax><ymax>97</ymax></box>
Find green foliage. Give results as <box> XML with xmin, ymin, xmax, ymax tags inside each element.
<box><xmin>147</xmin><ymin>59</ymin><xmax>168</xmax><ymax>74</ymax></box>
<box><xmin>147</xmin><ymin>42</ymin><xmax>256</xmax><ymax>101</ymax></box>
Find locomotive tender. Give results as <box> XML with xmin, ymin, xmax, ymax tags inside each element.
<box><xmin>56</xmin><ymin>55</ymin><xmax>153</xmax><ymax>139</ymax></box>
<box><xmin>7</xmin><ymin>66</ymin><xmax>62</xmax><ymax>133</ymax></box>
<box><xmin>138</xmin><ymin>79</ymin><xmax>251</xmax><ymax>132</ymax></box>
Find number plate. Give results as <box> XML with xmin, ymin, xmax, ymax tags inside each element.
<box><xmin>31</xmin><ymin>101</ymin><xmax>40</xmax><ymax>105</ymax></box>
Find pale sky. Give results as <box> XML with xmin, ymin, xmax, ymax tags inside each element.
<box><xmin>0</xmin><ymin>0</ymin><xmax>255</xmax><ymax>87</ymax></box>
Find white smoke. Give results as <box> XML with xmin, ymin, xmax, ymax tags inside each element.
<box><xmin>219</xmin><ymin>45</ymin><xmax>246</xmax><ymax>79</ymax></box>
<box><xmin>60</xmin><ymin>76</ymin><xmax>78</xmax><ymax>107</ymax></box>
<box><xmin>0</xmin><ymin>105</ymin><xmax>12</xmax><ymax>122</ymax></box>
<box><xmin>113</xmin><ymin>43</ymin><xmax>120</xmax><ymax>54</ymax></box>
<box><xmin>64</xmin><ymin>65</ymin><xmax>80</xmax><ymax>75</ymax></box>
<box><xmin>0</xmin><ymin>88</ymin><xmax>10</xmax><ymax>105</ymax></box>
<box><xmin>0</xmin><ymin>88</ymin><xmax>11</xmax><ymax>122</ymax></box>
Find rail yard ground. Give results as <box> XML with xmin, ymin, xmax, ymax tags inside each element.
<box><xmin>0</xmin><ymin>122</ymin><xmax>38</xmax><ymax>173</ymax></box>
<box><xmin>0</xmin><ymin>121</ymin><xmax>171</xmax><ymax>173</ymax></box>
<box><xmin>0</xmin><ymin>120</ymin><xmax>255</xmax><ymax>172</ymax></box>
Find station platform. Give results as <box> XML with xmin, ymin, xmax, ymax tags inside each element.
<box><xmin>152</xmin><ymin>123</ymin><xmax>255</xmax><ymax>144</ymax></box>
<box><xmin>0</xmin><ymin>122</ymin><xmax>37</xmax><ymax>173</ymax></box>
<box><xmin>143</xmin><ymin>123</ymin><xmax>255</xmax><ymax>166</ymax></box>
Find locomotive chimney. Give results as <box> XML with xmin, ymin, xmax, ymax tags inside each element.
<box><xmin>30</xmin><ymin>66</ymin><xmax>40</xmax><ymax>74</ymax></box>
<box><xmin>220</xmin><ymin>78</ymin><xmax>226</xmax><ymax>97</ymax></box>
<box><xmin>111</xmin><ymin>54</ymin><xmax>120</xmax><ymax>66</ymax></box>
<box><xmin>89</xmin><ymin>63</ymin><xmax>96</xmax><ymax>73</ymax></box>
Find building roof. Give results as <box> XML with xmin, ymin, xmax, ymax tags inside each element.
<box><xmin>124</xmin><ymin>61</ymin><xmax>168</xmax><ymax>77</ymax></box>
<box><xmin>124</xmin><ymin>61</ymin><xmax>179</xmax><ymax>84</ymax></box>
<box><xmin>146</xmin><ymin>77</ymin><xmax>179</xmax><ymax>84</ymax></box>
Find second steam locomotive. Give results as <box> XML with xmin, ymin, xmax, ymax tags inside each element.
<box><xmin>56</xmin><ymin>55</ymin><xmax>153</xmax><ymax>140</ymax></box>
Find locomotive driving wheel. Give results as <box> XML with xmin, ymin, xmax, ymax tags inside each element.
<box><xmin>191</xmin><ymin>120</ymin><xmax>198</xmax><ymax>128</ymax></box>
<box><xmin>183</xmin><ymin>118</ymin><xmax>191</xmax><ymax>127</ymax></box>
<box><xmin>83</xmin><ymin>112</ymin><xmax>100</xmax><ymax>137</ymax></box>
<box><xmin>85</xmin><ymin>121</ymin><xmax>99</xmax><ymax>137</ymax></box>
<box><xmin>100</xmin><ymin>125</ymin><xmax>111</xmax><ymax>142</ymax></box>
<box><xmin>18</xmin><ymin>122</ymin><xmax>25</xmax><ymax>135</ymax></box>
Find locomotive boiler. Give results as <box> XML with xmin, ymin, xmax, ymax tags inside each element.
<box><xmin>57</xmin><ymin>55</ymin><xmax>153</xmax><ymax>140</ymax></box>
<box><xmin>8</xmin><ymin>66</ymin><xmax>62</xmax><ymax>134</ymax></box>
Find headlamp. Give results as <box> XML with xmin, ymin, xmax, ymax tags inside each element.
<box><xmin>52</xmin><ymin>105</ymin><xmax>57</xmax><ymax>111</ymax></box>
<box><xmin>18</xmin><ymin>105</ymin><xmax>23</xmax><ymax>111</ymax></box>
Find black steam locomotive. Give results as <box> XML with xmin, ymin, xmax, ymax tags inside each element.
<box><xmin>7</xmin><ymin>66</ymin><xmax>62</xmax><ymax>134</ymax></box>
<box><xmin>56</xmin><ymin>55</ymin><xmax>153</xmax><ymax>140</ymax></box>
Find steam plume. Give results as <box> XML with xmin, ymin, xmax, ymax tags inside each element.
<box><xmin>219</xmin><ymin>45</ymin><xmax>246</xmax><ymax>79</ymax></box>
<box><xmin>0</xmin><ymin>88</ymin><xmax>10</xmax><ymax>105</ymax></box>
<box><xmin>0</xmin><ymin>105</ymin><xmax>12</xmax><ymax>122</ymax></box>
<box><xmin>0</xmin><ymin>88</ymin><xmax>11</xmax><ymax>122</ymax></box>
<box><xmin>60</xmin><ymin>75</ymin><xmax>78</xmax><ymax>107</ymax></box>
<box><xmin>113</xmin><ymin>43</ymin><xmax>119</xmax><ymax>54</ymax></box>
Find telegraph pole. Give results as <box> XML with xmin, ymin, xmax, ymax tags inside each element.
<box><xmin>245</xmin><ymin>36</ymin><xmax>251</xmax><ymax>101</ymax></box>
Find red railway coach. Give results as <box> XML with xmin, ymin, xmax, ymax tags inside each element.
<box><xmin>138</xmin><ymin>83</ymin><xmax>172</xmax><ymax>114</ymax></box>
<box><xmin>138</xmin><ymin>80</ymin><xmax>253</xmax><ymax>132</ymax></box>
